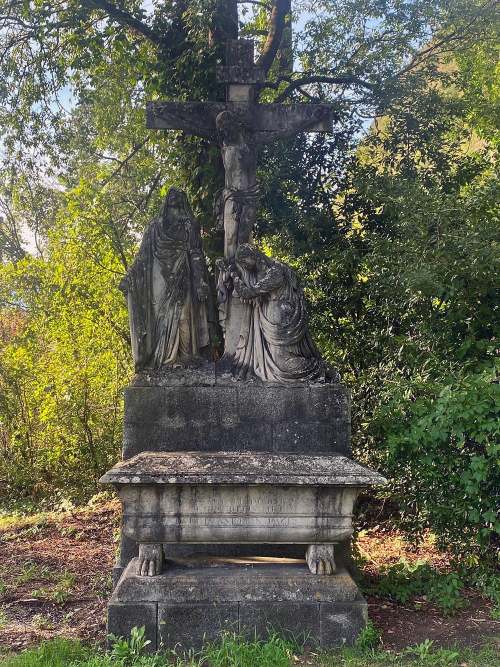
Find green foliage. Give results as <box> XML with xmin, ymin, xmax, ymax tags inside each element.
<box><xmin>365</xmin><ymin>558</ymin><xmax>500</xmax><ymax>616</ymax></box>
<box><xmin>200</xmin><ymin>632</ymin><xmax>297</xmax><ymax>667</ymax></box>
<box><xmin>456</xmin><ymin>40</ymin><xmax>500</xmax><ymax>147</ymax></box>
<box><xmin>262</xmin><ymin>34</ymin><xmax>499</xmax><ymax>558</ymax></box>
<box><xmin>0</xmin><ymin>638</ymin><xmax>90</xmax><ymax>667</ymax></box>
<box><xmin>108</xmin><ymin>626</ymin><xmax>151</xmax><ymax>665</ymax></box>
<box><xmin>17</xmin><ymin>562</ymin><xmax>51</xmax><ymax>585</ymax></box>
<box><xmin>1</xmin><ymin>634</ymin><xmax>499</xmax><ymax>667</ymax></box>
<box><xmin>364</xmin><ymin>560</ymin><xmax>467</xmax><ymax>614</ymax></box>
<box><xmin>366</xmin><ymin>560</ymin><xmax>434</xmax><ymax>604</ymax></box>
<box><xmin>31</xmin><ymin>571</ymin><xmax>76</xmax><ymax>604</ymax></box>
<box><xmin>0</xmin><ymin>554</ymin><xmax>81</xmax><ymax>605</ymax></box>
<box><xmin>464</xmin><ymin>564</ymin><xmax>500</xmax><ymax>610</ymax></box>
<box><xmin>427</xmin><ymin>573</ymin><xmax>467</xmax><ymax>615</ymax></box>
<box><xmin>0</xmin><ymin>0</ymin><xmax>497</xmax><ymax>565</ymax></box>
<box><xmin>353</xmin><ymin>620</ymin><xmax>380</xmax><ymax>650</ymax></box>
<box><xmin>374</xmin><ymin>366</ymin><xmax>499</xmax><ymax>555</ymax></box>
<box><xmin>404</xmin><ymin>640</ymin><xmax>461</xmax><ymax>666</ymax></box>
<box><xmin>319</xmin><ymin>642</ymin><xmax>500</xmax><ymax>666</ymax></box>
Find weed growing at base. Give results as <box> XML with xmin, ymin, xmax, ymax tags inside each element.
<box><xmin>0</xmin><ymin>638</ymin><xmax>89</xmax><ymax>667</ymax></box>
<box><xmin>200</xmin><ymin>632</ymin><xmax>297</xmax><ymax>666</ymax></box>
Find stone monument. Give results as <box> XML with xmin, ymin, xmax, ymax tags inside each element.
<box><xmin>100</xmin><ymin>38</ymin><xmax>385</xmax><ymax>652</ymax></box>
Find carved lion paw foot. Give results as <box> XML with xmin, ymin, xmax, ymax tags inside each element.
<box><xmin>306</xmin><ymin>544</ymin><xmax>336</xmax><ymax>575</ymax></box>
<box><xmin>138</xmin><ymin>543</ymin><xmax>164</xmax><ymax>577</ymax></box>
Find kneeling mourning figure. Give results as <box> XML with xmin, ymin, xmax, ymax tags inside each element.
<box><xmin>219</xmin><ymin>243</ymin><xmax>333</xmax><ymax>384</ymax></box>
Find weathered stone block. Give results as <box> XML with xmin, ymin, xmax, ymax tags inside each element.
<box><xmin>109</xmin><ymin>562</ymin><xmax>368</xmax><ymax>649</ymax></box>
<box><xmin>239</xmin><ymin>601</ymin><xmax>319</xmax><ymax>643</ymax></box>
<box><xmin>107</xmin><ymin>602</ymin><xmax>157</xmax><ymax>652</ymax></box>
<box><xmin>320</xmin><ymin>599</ymin><xmax>368</xmax><ymax>648</ymax></box>
<box><xmin>158</xmin><ymin>603</ymin><xmax>238</xmax><ymax>650</ymax></box>
<box><xmin>237</xmin><ymin>385</ymin><xmax>310</xmax><ymax>423</ymax></box>
<box><xmin>206</xmin><ymin>422</ymin><xmax>274</xmax><ymax>452</ymax></box>
<box><xmin>113</xmin><ymin>561</ymin><xmax>360</xmax><ymax>605</ymax></box>
<box><xmin>102</xmin><ymin>452</ymin><xmax>384</xmax><ymax>548</ymax></box>
<box><xmin>122</xmin><ymin>383</ymin><xmax>351</xmax><ymax>458</ymax></box>
<box><xmin>308</xmin><ymin>385</ymin><xmax>351</xmax><ymax>421</ymax></box>
<box><xmin>125</xmin><ymin>386</ymin><xmax>238</xmax><ymax>429</ymax></box>
<box><xmin>272</xmin><ymin>420</ymin><xmax>349</xmax><ymax>453</ymax></box>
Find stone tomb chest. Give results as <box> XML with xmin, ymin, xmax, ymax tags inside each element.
<box><xmin>101</xmin><ymin>451</ymin><xmax>382</xmax><ymax>545</ymax></box>
<box><xmin>101</xmin><ymin>450</ymin><xmax>384</xmax><ymax>650</ymax></box>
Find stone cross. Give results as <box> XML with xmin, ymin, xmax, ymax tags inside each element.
<box><xmin>146</xmin><ymin>40</ymin><xmax>337</xmax><ymax>355</ymax></box>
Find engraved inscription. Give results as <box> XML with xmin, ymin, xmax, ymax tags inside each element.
<box><xmin>183</xmin><ymin>516</ymin><xmax>291</xmax><ymax>527</ymax></box>
<box><xmin>120</xmin><ymin>482</ymin><xmax>361</xmax><ymax>545</ymax></box>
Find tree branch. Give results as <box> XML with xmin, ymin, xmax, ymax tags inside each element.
<box><xmin>262</xmin><ymin>74</ymin><xmax>376</xmax><ymax>103</ymax></box>
<box><xmin>256</xmin><ymin>0</ymin><xmax>289</xmax><ymax>74</ymax></box>
<box><xmin>99</xmin><ymin>138</ymin><xmax>150</xmax><ymax>189</ymax></box>
<box><xmin>395</xmin><ymin>0</ymin><xmax>496</xmax><ymax>78</ymax></box>
<box><xmin>81</xmin><ymin>0</ymin><xmax>164</xmax><ymax>48</ymax></box>
<box><xmin>237</xmin><ymin>1</ymin><xmax>270</xmax><ymax>6</ymax></box>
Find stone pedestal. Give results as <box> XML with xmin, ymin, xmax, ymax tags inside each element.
<box><xmin>123</xmin><ymin>367</ymin><xmax>351</xmax><ymax>459</ymax></box>
<box><xmin>103</xmin><ymin>371</ymin><xmax>384</xmax><ymax>649</ymax></box>
<box><xmin>109</xmin><ymin>558</ymin><xmax>368</xmax><ymax>651</ymax></box>
<box><xmin>116</xmin><ymin>369</ymin><xmax>352</xmax><ymax>579</ymax></box>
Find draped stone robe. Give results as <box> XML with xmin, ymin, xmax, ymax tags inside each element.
<box><xmin>120</xmin><ymin>213</ymin><xmax>209</xmax><ymax>371</ymax></box>
<box><xmin>233</xmin><ymin>258</ymin><xmax>325</xmax><ymax>383</ymax></box>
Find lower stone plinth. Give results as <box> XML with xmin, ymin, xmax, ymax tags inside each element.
<box><xmin>108</xmin><ymin>558</ymin><xmax>368</xmax><ymax>651</ymax></box>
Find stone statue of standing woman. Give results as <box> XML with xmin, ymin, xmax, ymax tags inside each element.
<box><xmin>119</xmin><ymin>187</ymin><xmax>210</xmax><ymax>371</ymax></box>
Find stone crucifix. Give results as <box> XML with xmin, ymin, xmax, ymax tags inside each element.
<box><xmin>146</xmin><ymin>39</ymin><xmax>337</xmax><ymax>356</ymax></box>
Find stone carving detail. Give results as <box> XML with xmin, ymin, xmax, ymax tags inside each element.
<box><xmin>119</xmin><ymin>187</ymin><xmax>210</xmax><ymax>371</ymax></box>
<box><xmin>102</xmin><ymin>452</ymin><xmax>386</xmax><ymax>579</ymax></box>
<box><xmin>216</xmin><ymin>110</ymin><xmax>258</xmax><ymax>255</ymax></box>
<box><xmin>219</xmin><ymin>244</ymin><xmax>329</xmax><ymax>383</ymax></box>
<box><xmin>306</xmin><ymin>544</ymin><xmax>336</xmax><ymax>576</ymax></box>
<box><xmin>138</xmin><ymin>543</ymin><xmax>164</xmax><ymax>577</ymax></box>
<box><xmin>103</xmin><ymin>36</ymin><xmax>388</xmax><ymax>651</ymax></box>
<box><xmin>146</xmin><ymin>41</ymin><xmax>337</xmax><ymax>359</ymax></box>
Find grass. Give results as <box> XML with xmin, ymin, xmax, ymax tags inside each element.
<box><xmin>0</xmin><ymin>632</ymin><xmax>498</xmax><ymax>667</ymax></box>
<box><xmin>31</xmin><ymin>570</ymin><xmax>76</xmax><ymax>604</ymax></box>
<box><xmin>200</xmin><ymin>632</ymin><xmax>297</xmax><ymax>666</ymax></box>
<box><xmin>0</xmin><ymin>561</ymin><xmax>76</xmax><ymax>605</ymax></box>
<box><xmin>17</xmin><ymin>563</ymin><xmax>52</xmax><ymax>586</ymax></box>
<box><xmin>0</xmin><ymin>513</ymin><xmax>50</xmax><ymax>534</ymax></box>
<box><xmin>0</xmin><ymin>638</ymin><xmax>90</xmax><ymax>667</ymax></box>
<box><xmin>1</xmin><ymin>508</ymin><xmax>497</xmax><ymax>664</ymax></box>
<box><xmin>317</xmin><ymin>643</ymin><xmax>499</xmax><ymax>666</ymax></box>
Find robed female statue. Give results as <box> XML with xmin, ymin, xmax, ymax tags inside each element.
<box><xmin>227</xmin><ymin>244</ymin><xmax>330</xmax><ymax>384</ymax></box>
<box><xmin>119</xmin><ymin>188</ymin><xmax>210</xmax><ymax>371</ymax></box>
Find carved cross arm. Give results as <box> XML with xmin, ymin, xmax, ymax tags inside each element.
<box><xmin>146</xmin><ymin>101</ymin><xmax>226</xmax><ymax>140</ymax></box>
<box><xmin>254</xmin><ymin>104</ymin><xmax>339</xmax><ymax>144</ymax></box>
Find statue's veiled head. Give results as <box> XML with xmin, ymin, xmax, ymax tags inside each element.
<box><xmin>161</xmin><ymin>187</ymin><xmax>191</xmax><ymax>226</ymax></box>
<box><xmin>235</xmin><ymin>243</ymin><xmax>262</xmax><ymax>271</ymax></box>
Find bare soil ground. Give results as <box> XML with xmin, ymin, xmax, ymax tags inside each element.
<box><xmin>0</xmin><ymin>501</ymin><xmax>498</xmax><ymax>653</ymax></box>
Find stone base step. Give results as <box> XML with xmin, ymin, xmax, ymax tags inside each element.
<box><xmin>108</xmin><ymin>557</ymin><xmax>367</xmax><ymax>652</ymax></box>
